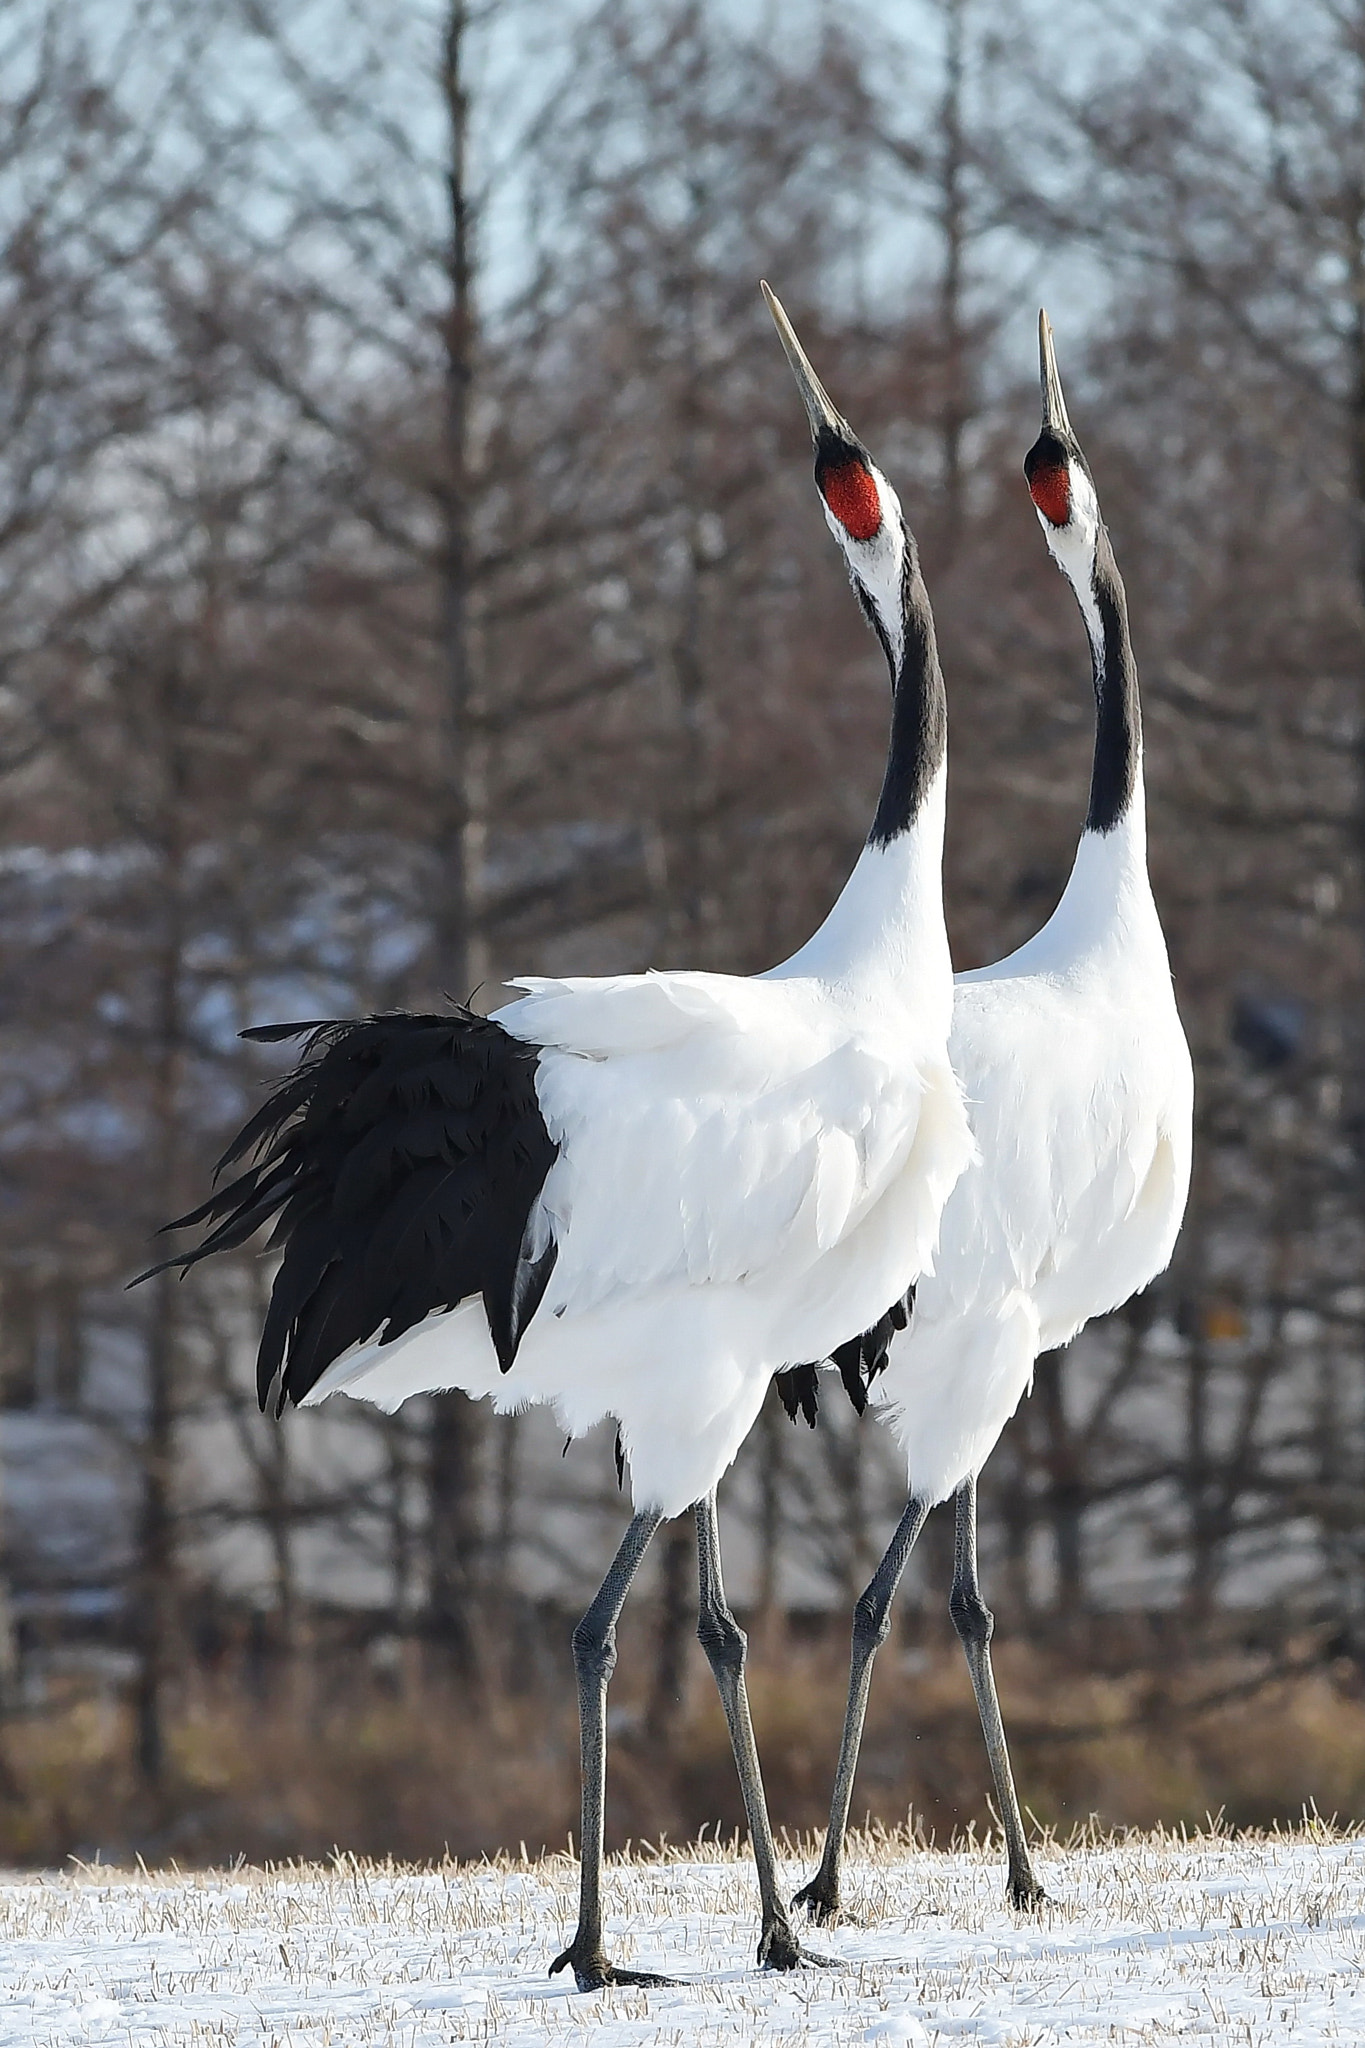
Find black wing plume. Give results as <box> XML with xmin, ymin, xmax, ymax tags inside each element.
<box><xmin>776</xmin><ymin>1285</ymin><xmax>916</xmax><ymax>1428</ymax></box>
<box><xmin>137</xmin><ymin>1009</ymin><xmax>559</xmax><ymax>1415</ymax></box>
<box><xmin>775</xmin><ymin>1361</ymin><xmax>819</xmax><ymax>1428</ymax></box>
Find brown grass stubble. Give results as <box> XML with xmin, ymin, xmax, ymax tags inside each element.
<box><xmin>0</xmin><ymin>1620</ymin><xmax>1360</xmax><ymax>1868</ymax></box>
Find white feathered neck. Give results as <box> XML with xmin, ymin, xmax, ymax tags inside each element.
<box><xmin>985</xmin><ymin>468</ymin><xmax>1165</xmax><ymax>985</ymax></box>
<box><xmin>771</xmin><ymin>767</ymin><xmax>951</xmax><ymax>1008</ymax></box>
<box><xmin>991</xmin><ymin>781</ymin><xmax>1165</xmax><ymax>986</ymax></box>
<box><xmin>770</xmin><ymin>459</ymin><xmax>951</xmax><ymax>1010</ymax></box>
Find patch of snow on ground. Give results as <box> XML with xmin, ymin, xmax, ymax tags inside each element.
<box><xmin>0</xmin><ymin>1825</ymin><xmax>1361</xmax><ymax>2044</ymax></box>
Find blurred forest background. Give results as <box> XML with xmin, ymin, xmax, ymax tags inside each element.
<box><xmin>0</xmin><ymin>0</ymin><xmax>1361</xmax><ymax>1867</ymax></box>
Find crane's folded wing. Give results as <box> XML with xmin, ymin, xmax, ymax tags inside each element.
<box><xmin>501</xmin><ymin>970</ymin><xmax>941</xmax><ymax>1318</ymax></box>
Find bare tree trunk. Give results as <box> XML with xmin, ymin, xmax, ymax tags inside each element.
<box><xmin>1182</xmin><ymin>1315</ymin><xmax>1218</xmax><ymax>1626</ymax></box>
<box><xmin>936</xmin><ymin>0</ymin><xmax>968</xmax><ymax>561</ymax></box>
<box><xmin>1034</xmin><ymin>1348</ymin><xmax>1087</xmax><ymax>1643</ymax></box>
<box><xmin>0</xmin><ymin>1315</ymin><xmax>21</xmax><ymax>1710</ymax></box>
<box><xmin>0</xmin><ymin>1564</ymin><xmax>17</xmax><ymax>1716</ymax></box>
<box><xmin>427</xmin><ymin>1386</ymin><xmax>484</xmax><ymax>1679</ymax></box>
<box><xmin>815</xmin><ymin>1406</ymin><xmax>880</xmax><ymax>1609</ymax></box>
<box><xmin>260</xmin><ymin>1401</ymin><xmax>297</xmax><ymax>1688</ymax></box>
<box><xmin>434</xmin><ymin>0</ymin><xmax>486</xmax><ymax>1000</ymax></box>
<box><xmin>648</xmin><ymin>180</ymin><xmax>715</xmax><ymax>1735</ymax></box>
<box><xmin>994</xmin><ymin>1436</ymin><xmax>1037</xmax><ymax>1628</ymax></box>
<box><xmin>136</xmin><ymin>879</ymin><xmax>187</xmax><ymax>1788</ymax></box>
<box><xmin>1343</xmin><ymin>172</ymin><xmax>1365</xmax><ymax>1662</ymax></box>
<box><xmin>426</xmin><ymin>0</ymin><xmax>487</xmax><ymax>1682</ymax></box>
<box><xmin>493</xmin><ymin>1412</ymin><xmax>522</xmax><ymax>1686</ymax></box>
<box><xmin>753</xmin><ymin>1385</ymin><xmax>786</xmax><ymax>1654</ymax></box>
<box><xmin>205</xmin><ymin>1264</ymin><xmax>299</xmax><ymax>1705</ymax></box>
<box><xmin>384</xmin><ymin>1412</ymin><xmax>421</xmax><ymax>1678</ymax></box>
<box><xmin>645</xmin><ymin>1513</ymin><xmax>693</xmax><ymax>1740</ymax></box>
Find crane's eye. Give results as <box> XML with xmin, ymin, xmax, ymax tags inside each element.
<box><xmin>1028</xmin><ymin>461</ymin><xmax>1071</xmax><ymax>528</ymax></box>
<box><xmin>819</xmin><ymin>458</ymin><xmax>882</xmax><ymax>542</ymax></box>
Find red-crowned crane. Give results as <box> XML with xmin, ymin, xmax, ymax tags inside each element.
<box><xmin>146</xmin><ymin>285</ymin><xmax>972</xmax><ymax>1988</ymax></box>
<box><xmin>788</xmin><ymin>312</ymin><xmax>1193</xmax><ymax>1923</ymax></box>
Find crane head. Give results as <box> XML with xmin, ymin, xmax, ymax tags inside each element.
<box><xmin>762</xmin><ymin>281</ymin><xmax>911</xmax><ymax>672</ymax></box>
<box><xmin>1024</xmin><ymin>310</ymin><xmax>1100</xmax><ymax>568</ymax></box>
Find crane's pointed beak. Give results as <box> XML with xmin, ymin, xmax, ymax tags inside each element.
<box><xmin>1039</xmin><ymin>309</ymin><xmax>1073</xmax><ymax>437</ymax></box>
<box><xmin>762</xmin><ymin>281</ymin><xmax>849</xmax><ymax>442</ymax></box>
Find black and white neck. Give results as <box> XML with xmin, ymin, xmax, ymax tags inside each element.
<box><xmin>1028</xmin><ymin>314</ymin><xmax>1143</xmax><ymax>829</ymax></box>
<box><xmin>806</xmin><ymin>421</ymin><xmax>949</xmax><ymax>851</ymax></box>
<box><xmin>761</xmin><ymin>284</ymin><xmax>950</xmax><ymax>999</ymax></box>
<box><xmin>1023</xmin><ymin>311</ymin><xmax>1156</xmax><ymax>950</ymax></box>
<box><xmin>1025</xmin><ymin>434</ymin><xmax>1141</xmax><ymax>844</ymax></box>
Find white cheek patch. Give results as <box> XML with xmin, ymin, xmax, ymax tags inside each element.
<box><xmin>1067</xmin><ymin>467</ymin><xmax>1100</xmax><ymax>545</ymax></box>
<box><xmin>1040</xmin><ymin>464</ymin><xmax>1100</xmax><ymax>582</ymax></box>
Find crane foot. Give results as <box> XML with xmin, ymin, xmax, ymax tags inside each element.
<box><xmin>549</xmin><ymin>1940</ymin><xmax>679</xmax><ymax>1991</ymax></box>
<box><xmin>791</xmin><ymin>1869</ymin><xmax>841</xmax><ymax>1926</ymax></box>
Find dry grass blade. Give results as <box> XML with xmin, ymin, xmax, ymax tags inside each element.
<box><xmin>0</xmin><ymin>1821</ymin><xmax>1361</xmax><ymax>2044</ymax></box>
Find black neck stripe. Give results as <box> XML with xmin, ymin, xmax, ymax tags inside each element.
<box><xmin>1085</xmin><ymin>527</ymin><xmax>1140</xmax><ymax>835</ymax></box>
<box><xmin>868</xmin><ymin>549</ymin><xmax>948</xmax><ymax>848</ymax></box>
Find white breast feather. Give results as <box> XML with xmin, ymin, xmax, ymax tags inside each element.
<box><xmin>872</xmin><ymin>969</ymin><xmax>1191</xmax><ymax>1506</ymax></box>
<box><xmin>922</xmin><ymin>973</ymin><xmax>1192</xmax><ymax>1336</ymax></box>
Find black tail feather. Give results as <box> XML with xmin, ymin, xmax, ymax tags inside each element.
<box><xmin>133</xmin><ymin>1008</ymin><xmax>559</xmax><ymax>1414</ymax></box>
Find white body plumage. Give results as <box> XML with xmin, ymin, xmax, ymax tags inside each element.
<box><xmin>787</xmin><ymin>311</ymin><xmax>1191</xmax><ymax>1935</ymax></box>
<box><xmin>870</xmin><ymin>334</ymin><xmax>1193</xmax><ymax>1510</ymax></box>
<box><xmin>156</xmin><ymin>284</ymin><xmax>977</xmax><ymax>1989</ymax></box>
<box><xmin>305</xmin><ymin>794</ymin><xmax>970</xmax><ymax>1516</ymax></box>
<box><xmin>302</xmin><ymin>347</ymin><xmax>975</xmax><ymax>1518</ymax></box>
<box><xmin>871</xmin><ymin>790</ymin><xmax>1192</xmax><ymax>1504</ymax></box>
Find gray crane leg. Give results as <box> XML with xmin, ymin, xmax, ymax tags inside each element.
<box><xmin>550</xmin><ymin>1507</ymin><xmax>672</xmax><ymax>1990</ymax></box>
<box><xmin>950</xmin><ymin>1474</ymin><xmax>1047</xmax><ymax>1910</ymax></box>
<box><xmin>694</xmin><ymin>1491</ymin><xmax>833</xmax><ymax>1971</ymax></box>
<box><xmin>793</xmin><ymin>1493</ymin><xmax>932</xmax><ymax>1924</ymax></box>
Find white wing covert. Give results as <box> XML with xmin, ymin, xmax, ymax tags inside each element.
<box><xmin>499</xmin><ymin>971</ymin><xmax>932</xmax><ymax>1319</ymax></box>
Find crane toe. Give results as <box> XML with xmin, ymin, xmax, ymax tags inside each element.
<box><xmin>1009</xmin><ymin>1873</ymin><xmax>1051</xmax><ymax>1913</ymax></box>
<box><xmin>790</xmin><ymin>1871</ymin><xmax>841</xmax><ymax>1925</ymax></box>
<box><xmin>758</xmin><ymin>1917</ymin><xmax>840</xmax><ymax>1970</ymax></box>
<box><xmin>549</xmin><ymin>1943</ymin><xmax>680</xmax><ymax>1991</ymax></box>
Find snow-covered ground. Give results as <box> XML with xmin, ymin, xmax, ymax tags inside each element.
<box><xmin>1</xmin><ymin>1826</ymin><xmax>1361</xmax><ymax>2044</ymax></box>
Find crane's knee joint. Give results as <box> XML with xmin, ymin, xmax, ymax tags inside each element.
<box><xmin>697</xmin><ymin>1601</ymin><xmax>747</xmax><ymax>1680</ymax></box>
<box><xmin>852</xmin><ymin>1587</ymin><xmax>893</xmax><ymax>1655</ymax></box>
<box><xmin>949</xmin><ymin>1586</ymin><xmax>993</xmax><ymax>1647</ymax></box>
<box><xmin>571</xmin><ymin>1614</ymin><xmax>617</xmax><ymax>1684</ymax></box>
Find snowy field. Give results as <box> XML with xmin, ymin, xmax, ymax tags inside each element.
<box><xmin>1</xmin><ymin>1826</ymin><xmax>1362</xmax><ymax>2045</ymax></box>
